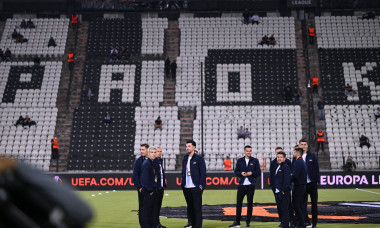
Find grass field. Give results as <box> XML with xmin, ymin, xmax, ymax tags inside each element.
<box><xmin>79</xmin><ymin>188</ymin><xmax>380</xmax><ymax>228</ymax></box>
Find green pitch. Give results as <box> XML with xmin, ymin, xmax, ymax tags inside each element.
<box><xmin>78</xmin><ymin>189</ymin><xmax>380</xmax><ymax>228</ymax></box>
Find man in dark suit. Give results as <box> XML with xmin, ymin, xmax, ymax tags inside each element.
<box><xmin>229</xmin><ymin>145</ymin><xmax>261</xmax><ymax>228</ymax></box>
<box><xmin>299</xmin><ymin>139</ymin><xmax>320</xmax><ymax>228</ymax></box>
<box><xmin>181</xmin><ymin>140</ymin><xmax>206</xmax><ymax>228</ymax></box>
<box><xmin>291</xmin><ymin>148</ymin><xmax>307</xmax><ymax>228</ymax></box>
<box><xmin>141</xmin><ymin>147</ymin><xmax>158</xmax><ymax>228</ymax></box>
<box><xmin>274</xmin><ymin>151</ymin><xmax>291</xmax><ymax>228</ymax></box>
<box><xmin>270</xmin><ymin>147</ymin><xmax>294</xmax><ymax>227</ymax></box>
<box><xmin>132</xmin><ymin>144</ymin><xmax>149</xmax><ymax>227</ymax></box>
<box><xmin>153</xmin><ymin>147</ymin><xmax>167</xmax><ymax>228</ymax></box>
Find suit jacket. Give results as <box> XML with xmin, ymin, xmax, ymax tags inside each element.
<box><xmin>305</xmin><ymin>151</ymin><xmax>320</xmax><ymax>183</ymax></box>
<box><xmin>273</xmin><ymin>162</ymin><xmax>291</xmax><ymax>193</ymax></box>
<box><xmin>181</xmin><ymin>153</ymin><xmax>207</xmax><ymax>189</ymax></box>
<box><xmin>235</xmin><ymin>157</ymin><xmax>261</xmax><ymax>186</ymax></box>
<box><xmin>132</xmin><ymin>156</ymin><xmax>145</xmax><ymax>190</ymax></box>
<box><xmin>291</xmin><ymin>158</ymin><xmax>307</xmax><ymax>186</ymax></box>
<box><xmin>141</xmin><ymin>158</ymin><xmax>158</xmax><ymax>193</ymax></box>
<box><xmin>269</xmin><ymin>158</ymin><xmax>292</xmax><ymax>189</ymax></box>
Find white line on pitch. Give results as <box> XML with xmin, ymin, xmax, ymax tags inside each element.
<box><xmin>356</xmin><ymin>188</ymin><xmax>380</xmax><ymax>195</ymax></box>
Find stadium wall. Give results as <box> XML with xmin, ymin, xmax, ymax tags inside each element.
<box><xmin>49</xmin><ymin>171</ymin><xmax>380</xmax><ymax>190</ymax></box>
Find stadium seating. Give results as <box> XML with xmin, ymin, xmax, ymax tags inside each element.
<box><xmin>175</xmin><ymin>16</ymin><xmax>300</xmax><ymax>170</ymax></box>
<box><xmin>0</xmin><ymin>18</ymin><xmax>69</xmax><ymax>57</ymax></box>
<box><xmin>141</xmin><ymin>18</ymin><xmax>168</xmax><ymax>55</ymax></box>
<box><xmin>134</xmin><ymin>106</ymin><xmax>180</xmax><ymax>171</ymax></box>
<box><xmin>86</xmin><ymin>18</ymin><xmax>142</xmax><ymax>58</ymax></box>
<box><xmin>317</xmin><ymin>16</ymin><xmax>380</xmax><ymax>170</ymax></box>
<box><xmin>315</xmin><ymin>16</ymin><xmax>380</xmax><ymax>48</ymax></box>
<box><xmin>193</xmin><ymin>105</ymin><xmax>302</xmax><ymax>170</ymax></box>
<box><xmin>325</xmin><ymin>105</ymin><xmax>380</xmax><ymax>170</ymax></box>
<box><xmin>68</xmin><ymin>106</ymin><xmax>136</xmax><ymax>171</ymax></box>
<box><xmin>0</xmin><ymin>61</ymin><xmax>61</xmax><ymax>171</ymax></box>
<box><xmin>176</xmin><ymin>17</ymin><xmax>297</xmax><ymax>107</ymax></box>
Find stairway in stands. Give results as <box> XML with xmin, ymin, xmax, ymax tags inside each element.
<box><xmin>176</xmin><ymin>108</ymin><xmax>195</xmax><ymax>170</ymax></box>
<box><xmin>51</xmin><ymin>22</ymin><xmax>89</xmax><ymax>171</ymax></box>
<box><xmin>162</xmin><ymin>20</ymin><xmax>179</xmax><ymax>107</ymax></box>
<box><xmin>295</xmin><ymin>20</ymin><xmax>311</xmax><ymax>142</ymax></box>
<box><xmin>164</xmin><ymin>19</ymin><xmax>194</xmax><ymax>170</ymax></box>
<box><xmin>306</xmin><ymin>19</ymin><xmax>331</xmax><ymax>170</ymax></box>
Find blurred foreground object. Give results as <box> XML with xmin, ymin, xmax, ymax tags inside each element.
<box><xmin>0</xmin><ymin>158</ymin><xmax>92</xmax><ymax>228</ymax></box>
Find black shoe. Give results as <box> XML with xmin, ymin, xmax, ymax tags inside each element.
<box><xmin>159</xmin><ymin>224</ymin><xmax>167</xmax><ymax>228</ymax></box>
<box><xmin>229</xmin><ymin>221</ymin><xmax>241</xmax><ymax>228</ymax></box>
<box><xmin>246</xmin><ymin>222</ymin><xmax>251</xmax><ymax>227</ymax></box>
<box><xmin>184</xmin><ymin>223</ymin><xmax>192</xmax><ymax>228</ymax></box>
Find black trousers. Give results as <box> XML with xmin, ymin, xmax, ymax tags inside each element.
<box><xmin>183</xmin><ymin>187</ymin><xmax>203</xmax><ymax>228</ymax></box>
<box><xmin>137</xmin><ymin>190</ymin><xmax>143</xmax><ymax>226</ymax></box>
<box><xmin>236</xmin><ymin>185</ymin><xmax>255</xmax><ymax>223</ymax></box>
<box><xmin>153</xmin><ymin>188</ymin><xmax>164</xmax><ymax>226</ymax></box>
<box><xmin>317</xmin><ymin>141</ymin><xmax>324</xmax><ymax>151</ymax></box>
<box><xmin>303</xmin><ymin>182</ymin><xmax>318</xmax><ymax>225</ymax></box>
<box><xmin>292</xmin><ymin>185</ymin><xmax>306</xmax><ymax>227</ymax></box>
<box><xmin>274</xmin><ymin>189</ymin><xmax>294</xmax><ymax>224</ymax></box>
<box><xmin>141</xmin><ymin>190</ymin><xmax>156</xmax><ymax>228</ymax></box>
<box><xmin>275</xmin><ymin>191</ymin><xmax>290</xmax><ymax>228</ymax></box>
<box><xmin>313</xmin><ymin>84</ymin><xmax>318</xmax><ymax>94</ymax></box>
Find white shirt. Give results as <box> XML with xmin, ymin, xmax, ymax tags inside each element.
<box><xmin>275</xmin><ymin>165</ymin><xmax>281</xmax><ymax>193</ymax></box>
<box><xmin>159</xmin><ymin>163</ymin><xmax>164</xmax><ymax>187</ymax></box>
<box><xmin>252</xmin><ymin>15</ymin><xmax>259</xmax><ymax>21</ymax></box>
<box><xmin>185</xmin><ymin>156</ymin><xmax>196</xmax><ymax>188</ymax></box>
<box><xmin>302</xmin><ymin>153</ymin><xmax>312</xmax><ymax>183</ymax></box>
<box><xmin>243</xmin><ymin>158</ymin><xmax>252</xmax><ymax>185</ymax></box>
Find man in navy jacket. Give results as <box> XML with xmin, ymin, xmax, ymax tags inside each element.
<box><xmin>132</xmin><ymin>144</ymin><xmax>149</xmax><ymax>226</ymax></box>
<box><xmin>274</xmin><ymin>151</ymin><xmax>291</xmax><ymax>228</ymax></box>
<box><xmin>291</xmin><ymin>148</ymin><xmax>307</xmax><ymax>228</ymax></box>
<box><xmin>230</xmin><ymin>145</ymin><xmax>261</xmax><ymax>228</ymax></box>
<box><xmin>269</xmin><ymin>147</ymin><xmax>293</xmax><ymax>227</ymax></box>
<box><xmin>181</xmin><ymin>140</ymin><xmax>206</xmax><ymax>228</ymax></box>
<box><xmin>141</xmin><ymin>147</ymin><xmax>158</xmax><ymax>228</ymax></box>
<box><xmin>153</xmin><ymin>147</ymin><xmax>167</xmax><ymax>228</ymax></box>
<box><xmin>299</xmin><ymin>139</ymin><xmax>320</xmax><ymax>228</ymax></box>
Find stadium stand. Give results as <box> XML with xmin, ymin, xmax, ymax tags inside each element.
<box><xmin>68</xmin><ymin>17</ymin><xmax>172</xmax><ymax>171</ymax></box>
<box><xmin>141</xmin><ymin>18</ymin><xmax>168</xmax><ymax>55</ymax></box>
<box><xmin>0</xmin><ymin>61</ymin><xmax>61</xmax><ymax>171</ymax></box>
<box><xmin>193</xmin><ymin>105</ymin><xmax>302</xmax><ymax>170</ymax></box>
<box><xmin>134</xmin><ymin>106</ymin><xmax>180</xmax><ymax>171</ymax></box>
<box><xmin>0</xmin><ymin>18</ymin><xmax>68</xmax><ymax>57</ymax></box>
<box><xmin>177</xmin><ymin>17</ymin><xmax>296</xmax><ymax>107</ymax></box>
<box><xmin>317</xmin><ymin>16</ymin><xmax>380</xmax><ymax>170</ymax></box>
<box><xmin>315</xmin><ymin>16</ymin><xmax>380</xmax><ymax>48</ymax></box>
<box><xmin>86</xmin><ymin>18</ymin><xmax>142</xmax><ymax>59</ymax></box>
<box><xmin>176</xmin><ymin>16</ymin><xmax>300</xmax><ymax>170</ymax></box>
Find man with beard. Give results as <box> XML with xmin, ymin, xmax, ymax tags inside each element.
<box><xmin>181</xmin><ymin>140</ymin><xmax>206</xmax><ymax>228</ymax></box>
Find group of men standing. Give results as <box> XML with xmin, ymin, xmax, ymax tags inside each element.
<box><xmin>133</xmin><ymin>139</ymin><xmax>319</xmax><ymax>228</ymax></box>
<box><xmin>268</xmin><ymin>140</ymin><xmax>320</xmax><ymax>228</ymax></box>
<box><xmin>133</xmin><ymin>140</ymin><xmax>207</xmax><ymax>228</ymax></box>
<box><xmin>132</xmin><ymin>144</ymin><xmax>167</xmax><ymax>228</ymax></box>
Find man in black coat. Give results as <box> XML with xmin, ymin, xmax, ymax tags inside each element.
<box><xmin>229</xmin><ymin>145</ymin><xmax>261</xmax><ymax>228</ymax></box>
<box><xmin>181</xmin><ymin>140</ymin><xmax>206</xmax><ymax>228</ymax></box>
<box><xmin>153</xmin><ymin>147</ymin><xmax>167</xmax><ymax>228</ymax></box>
<box><xmin>291</xmin><ymin>148</ymin><xmax>307</xmax><ymax>228</ymax></box>
<box><xmin>132</xmin><ymin>144</ymin><xmax>149</xmax><ymax>227</ymax></box>
<box><xmin>270</xmin><ymin>147</ymin><xmax>294</xmax><ymax>227</ymax></box>
<box><xmin>299</xmin><ymin>139</ymin><xmax>320</xmax><ymax>228</ymax></box>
